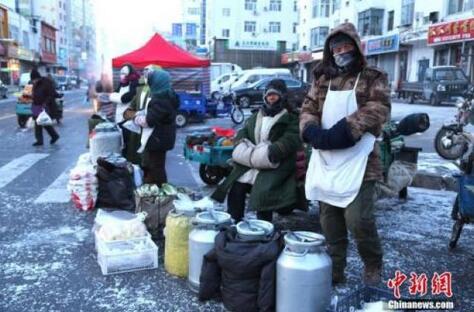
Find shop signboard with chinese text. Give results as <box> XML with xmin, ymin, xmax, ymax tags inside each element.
<box><xmin>366</xmin><ymin>34</ymin><xmax>399</xmax><ymax>56</ymax></box>
<box><xmin>428</xmin><ymin>18</ymin><xmax>474</xmax><ymax>45</ymax></box>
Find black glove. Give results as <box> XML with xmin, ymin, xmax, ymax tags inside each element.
<box><xmin>302</xmin><ymin>118</ymin><xmax>356</xmax><ymax>150</ymax></box>
<box><xmin>268</xmin><ymin>144</ymin><xmax>282</xmax><ymax>164</ymax></box>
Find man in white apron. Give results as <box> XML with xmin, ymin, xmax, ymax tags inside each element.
<box><xmin>300</xmin><ymin>23</ymin><xmax>391</xmax><ymax>286</ymax></box>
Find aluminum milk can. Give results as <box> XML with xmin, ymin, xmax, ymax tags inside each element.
<box><xmin>276</xmin><ymin>231</ymin><xmax>332</xmax><ymax>312</ymax></box>
<box><xmin>188</xmin><ymin>210</ymin><xmax>231</xmax><ymax>292</ymax></box>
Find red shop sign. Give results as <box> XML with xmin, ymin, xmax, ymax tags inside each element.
<box><xmin>428</xmin><ymin>18</ymin><xmax>474</xmax><ymax>45</ymax></box>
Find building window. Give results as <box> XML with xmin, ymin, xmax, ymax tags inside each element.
<box><xmin>222</xmin><ymin>8</ymin><xmax>231</xmax><ymax>16</ymax></box>
<box><xmin>448</xmin><ymin>0</ymin><xmax>474</xmax><ymax>13</ymax></box>
<box><xmin>244</xmin><ymin>21</ymin><xmax>256</xmax><ymax>32</ymax></box>
<box><xmin>22</xmin><ymin>31</ymin><xmax>29</xmax><ymax>49</ymax></box>
<box><xmin>358</xmin><ymin>8</ymin><xmax>384</xmax><ymax>36</ymax></box>
<box><xmin>294</xmin><ymin>0</ymin><xmax>298</xmax><ymax>11</ymax></box>
<box><xmin>311</xmin><ymin>26</ymin><xmax>329</xmax><ymax>48</ymax></box>
<box><xmin>186</xmin><ymin>23</ymin><xmax>197</xmax><ymax>37</ymax></box>
<box><xmin>269</xmin><ymin>22</ymin><xmax>281</xmax><ymax>33</ymax></box>
<box><xmin>388</xmin><ymin>10</ymin><xmax>394</xmax><ymax>31</ymax></box>
<box><xmin>269</xmin><ymin>0</ymin><xmax>282</xmax><ymax>11</ymax></box>
<box><xmin>333</xmin><ymin>0</ymin><xmax>340</xmax><ymax>13</ymax></box>
<box><xmin>293</xmin><ymin>23</ymin><xmax>298</xmax><ymax>33</ymax></box>
<box><xmin>312</xmin><ymin>0</ymin><xmax>330</xmax><ymax>18</ymax></box>
<box><xmin>245</xmin><ymin>0</ymin><xmax>257</xmax><ymax>11</ymax></box>
<box><xmin>222</xmin><ymin>29</ymin><xmax>230</xmax><ymax>37</ymax></box>
<box><xmin>401</xmin><ymin>0</ymin><xmax>414</xmax><ymax>26</ymax></box>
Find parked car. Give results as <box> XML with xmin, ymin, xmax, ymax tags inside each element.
<box><xmin>397</xmin><ymin>66</ymin><xmax>470</xmax><ymax>106</ymax></box>
<box><xmin>211</xmin><ymin>72</ymin><xmax>241</xmax><ymax>99</ymax></box>
<box><xmin>53</xmin><ymin>74</ymin><xmax>70</xmax><ymax>91</ymax></box>
<box><xmin>0</xmin><ymin>80</ymin><xmax>8</xmax><ymax>98</ymax></box>
<box><xmin>68</xmin><ymin>75</ymin><xmax>79</xmax><ymax>88</ymax></box>
<box><xmin>232</xmin><ymin>77</ymin><xmax>309</xmax><ymax>108</ymax></box>
<box><xmin>229</xmin><ymin>68</ymin><xmax>292</xmax><ymax>93</ymax></box>
<box><xmin>210</xmin><ymin>62</ymin><xmax>242</xmax><ymax>81</ymax></box>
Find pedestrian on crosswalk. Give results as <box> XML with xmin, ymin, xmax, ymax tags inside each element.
<box><xmin>30</xmin><ymin>69</ymin><xmax>60</xmax><ymax>146</ymax></box>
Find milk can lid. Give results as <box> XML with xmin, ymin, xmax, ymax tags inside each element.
<box><xmin>236</xmin><ymin>219</ymin><xmax>274</xmax><ymax>237</ymax></box>
<box><xmin>284</xmin><ymin>231</ymin><xmax>325</xmax><ymax>248</ymax></box>
<box><xmin>195</xmin><ymin>210</ymin><xmax>231</xmax><ymax>225</ymax></box>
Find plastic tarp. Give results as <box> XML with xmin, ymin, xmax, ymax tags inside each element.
<box><xmin>112</xmin><ymin>33</ymin><xmax>210</xmax><ymax>69</ymax></box>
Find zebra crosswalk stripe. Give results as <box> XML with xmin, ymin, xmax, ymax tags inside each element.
<box><xmin>34</xmin><ymin>168</ymin><xmax>71</xmax><ymax>204</ymax></box>
<box><xmin>0</xmin><ymin>153</ymin><xmax>49</xmax><ymax>189</ymax></box>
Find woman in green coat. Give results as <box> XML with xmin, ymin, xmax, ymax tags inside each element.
<box><xmin>211</xmin><ymin>79</ymin><xmax>302</xmax><ymax>222</ymax></box>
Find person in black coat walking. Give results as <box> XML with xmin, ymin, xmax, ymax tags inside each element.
<box><xmin>30</xmin><ymin>69</ymin><xmax>60</xmax><ymax>146</ymax></box>
<box><xmin>133</xmin><ymin>69</ymin><xmax>179</xmax><ymax>185</ymax></box>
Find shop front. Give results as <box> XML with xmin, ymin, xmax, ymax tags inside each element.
<box><xmin>428</xmin><ymin>18</ymin><xmax>474</xmax><ymax>82</ymax></box>
<box><xmin>281</xmin><ymin>50</ymin><xmax>322</xmax><ymax>83</ymax></box>
<box><xmin>362</xmin><ymin>34</ymin><xmax>400</xmax><ymax>89</ymax></box>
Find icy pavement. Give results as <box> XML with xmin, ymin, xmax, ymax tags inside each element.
<box><xmin>417</xmin><ymin>153</ymin><xmax>461</xmax><ymax>177</ymax></box>
<box><xmin>1</xmin><ymin>186</ymin><xmax>472</xmax><ymax>311</ymax></box>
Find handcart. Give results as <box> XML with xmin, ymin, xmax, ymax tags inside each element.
<box><xmin>184</xmin><ymin>127</ymin><xmax>235</xmax><ymax>185</ymax></box>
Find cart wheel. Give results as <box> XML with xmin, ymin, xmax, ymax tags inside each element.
<box><xmin>17</xmin><ymin>115</ymin><xmax>28</xmax><ymax>128</ymax></box>
<box><xmin>231</xmin><ymin>106</ymin><xmax>245</xmax><ymax>124</ymax></box>
<box><xmin>449</xmin><ymin>219</ymin><xmax>464</xmax><ymax>250</ymax></box>
<box><xmin>176</xmin><ymin>112</ymin><xmax>188</xmax><ymax>128</ymax></box>
<box><xmin>199</xmin><ymin>164</ymin><xmax>224</xmax><ymax>185</ymax></box>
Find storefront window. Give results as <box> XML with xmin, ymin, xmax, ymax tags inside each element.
<box><xmin>437</xmin><ymin>49</ymin><xmax>449</xmax><ymax>66</ymax></box>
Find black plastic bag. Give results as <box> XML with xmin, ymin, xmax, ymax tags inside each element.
<box><xmin>96</xmin><ymin>157</ymin><xmax>135</xmax><ymax>210</ymax></box>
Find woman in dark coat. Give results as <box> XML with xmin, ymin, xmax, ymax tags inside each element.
<box><xmin>133</xmin><ymin>69</ymin><xmax>179</xmax><ymax>185</ymax></box>
<box><xmin>211</xmin><ymin>79</ymin><xmax>302</xmax><ymax>222</ymax></box>
<box><xmin>31</xmin><ymin>69</ymin><xmax>60</xmax><ymax>146</ymax></box>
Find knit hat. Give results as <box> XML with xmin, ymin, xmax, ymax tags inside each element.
<box><xmin>329</xmin><ymin>33</ymin><xmax>354</xmax><ymax>52</ymax></box>
<box><xmin>263</xmin><ymin>79</ymin><xmax>287</xmax><ymax>116</ymax></box>
<box><xmin>148</xmin><ymin>69</ymin><xmax>171</xmax><ymax>96</ymax></box>
<box><xmin>264</xmin><ymin>79</ymin><xmax>287</xmax><ymax>98</ymax></box>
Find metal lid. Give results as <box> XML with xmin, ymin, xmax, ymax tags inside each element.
<box><xmin>236</xmin><ymin>219</ymin><xmax>274</xmax><ymax>237</ymax></box>
<box><xmin>284</xmin><ymin>231</ymin><xmax>325</xmax><ymax>249</ymax></box>
<box><xmin>195</xmin><ymin>211</ymin><xmax>231</xmax><ymax>225</ymax></box>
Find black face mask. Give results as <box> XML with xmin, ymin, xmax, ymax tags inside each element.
<box><xmin>333</xmin><ymin>50</ymin><xmax>357</xmax><ymax>72</ymax></box>
<box><xmin>263</xmin><ymin>98</ymin><xmax>284</xmax><ymax>117</ymax></box>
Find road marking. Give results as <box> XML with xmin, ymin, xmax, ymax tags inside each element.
<box><xmin>34</xmin><ymin>168</ymin><xmax>71</xmax><ymax>204</ymax></box>
<box><xmin>0</xmin><ymin>114</ymin><xmax>16</xmax><ymax>121</ymax></box>
<box><xmin>0</xmin><ymin>153</ymin><xmax>49</xmax><ymax>189</ymax></box>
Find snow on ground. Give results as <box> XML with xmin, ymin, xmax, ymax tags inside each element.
<box><xmin>417</xmin><ymin>152</ymin><xmax>460</xmax><ymax>176</ymax></box>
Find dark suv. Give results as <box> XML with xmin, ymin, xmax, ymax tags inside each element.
<box><xmin>398</xmin><ymin>66</ymin><xmax>470</xmax><ymax>106</ymax></box>
<box><xmin>232</xmin><ymin>77</ymin><xmax>309</xmax><ymax>108</ymax></box>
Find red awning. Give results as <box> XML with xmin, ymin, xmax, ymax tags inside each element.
<box><xmin>112</xmin><ymin>33</ymin><xmax>210</xmax><ymax>69</ymax></box>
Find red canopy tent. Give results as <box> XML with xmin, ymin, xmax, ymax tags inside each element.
<box><xmin>112</xmin><ymin>33</ymin><xmax>210</xmax><ymax>69</ymax></box>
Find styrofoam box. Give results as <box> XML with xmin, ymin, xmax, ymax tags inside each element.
<box><xmin>97</xmin><ymin>236</ymin><xmax>158</xmax><ymax>275</ymax></box>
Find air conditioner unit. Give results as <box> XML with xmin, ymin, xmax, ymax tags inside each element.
<box><xmin>263</xmin><ymin>6</ymin><xmax>268</xmax><ymax>11</ymax></box>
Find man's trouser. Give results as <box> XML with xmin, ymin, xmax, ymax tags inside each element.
<box><xmin>319</xmin><ymin>181</ymin><xmax>383</xmax><ymax>274</ymax></box>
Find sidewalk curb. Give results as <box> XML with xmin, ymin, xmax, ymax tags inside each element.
<box><xmin>412</xmin><ymin>171</ymin><xmax>458</xmax><ymax>192</ymax></box>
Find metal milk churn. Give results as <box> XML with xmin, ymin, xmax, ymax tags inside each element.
<box><xmin>235</xmin><ymin>219</ymin><xmax>274</xmax><ymax>241</ymax></box>
<box><xmin>276</xmin><ymin>231</ymin><xmax>332</xmax><ymax>312</ymax></box>
<box><xmin>188</xmin><ymin>210</ymin><xmax>232</xmax><ymax>292</ymax></box>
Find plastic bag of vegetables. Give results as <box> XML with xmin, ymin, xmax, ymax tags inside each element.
<box><xmin>96</xmin><ymin>210</ymin><xmax>148</xmax><ymax>242</ymax></box>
